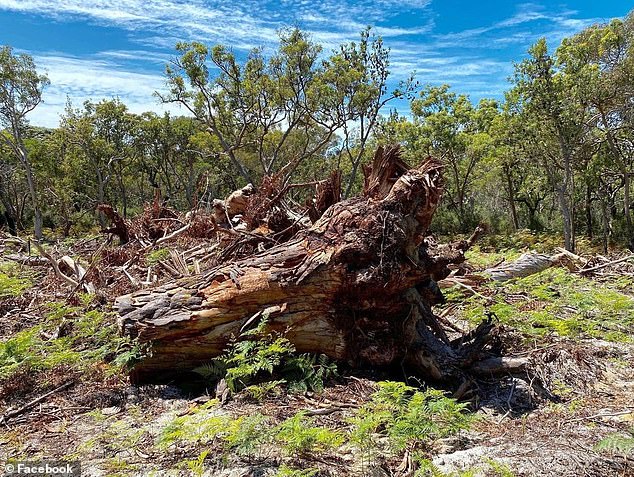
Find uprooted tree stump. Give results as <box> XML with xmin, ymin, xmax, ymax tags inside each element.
<box><xmin>117</xmin><ymin>145</ymin><xmax>519</xmax><ymax>382</ymax></box>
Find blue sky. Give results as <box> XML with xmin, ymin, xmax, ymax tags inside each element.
<box><xmin>0</xmin><ymin>0</ymin><xmax>630</xmax><ymax>127</ymax></box>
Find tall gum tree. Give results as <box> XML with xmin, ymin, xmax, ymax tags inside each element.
<box><xmin>558</xmin><ymin>16</ymin><xmax>634</xmax><ymax>249</ymax></box>
<box><xmin>158</xmin><ymin>28</ymin><xmax>401</xmax><ymax>186</ymax></box>
<box><xmin>511</xmin><ymin>38</ymin><xmax>587</xmax><ymax>251</ymax></box>
<box><xmin>0</xmin><ymin>46</ymin><xmax>49</xmax><ymax>239</ymax></box>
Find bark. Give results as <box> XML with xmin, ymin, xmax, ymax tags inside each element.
<box><xmin>18</xmin><ymin>144</ymin><xmax>42</xmax><ymax>240</ymax></box>
<box><xmin>117</xmin><ymin>146</ymin><xmax>498</xmax><ymax>382</ymax></box>
<box><xmin>503</xmin><ymin>163</ymin><xmax>519</xmax><ymax>231</ymax></box>
<box><xmin>97</xmin><ymin>204</ymin><xmax>130</xmax><ymax>244</ymax></box>
<box><xmin>585</xmin><ymin>183</ymin><xmax>593</xmax><ymax>240</ymax></box>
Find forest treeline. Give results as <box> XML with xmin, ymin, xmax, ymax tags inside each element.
<box><xmin>1</xmin><ymin>13</ymin><xmax>633</xmax><ymax>252</ymax></box>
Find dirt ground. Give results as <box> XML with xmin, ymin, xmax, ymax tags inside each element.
<box><xmin>2</xmin><ymin>231</ymin><xmax>633</xmax><ymax>476</ymax></box>
<box><xmin>1</xmin><ymin>338</ymin><xmax>632</xmax><ymax>476</ymax></box>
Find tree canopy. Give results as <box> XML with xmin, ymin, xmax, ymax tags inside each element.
<box><xmin>2</xmin><ymin>14</ymin><xmax>634</xmax><ymax>252</ymax></box>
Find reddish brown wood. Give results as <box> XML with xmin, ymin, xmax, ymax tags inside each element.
<box><xmin>117</xmin><ymin>146</ymin><xmax>496</xmax><ymax>381</ymax></box>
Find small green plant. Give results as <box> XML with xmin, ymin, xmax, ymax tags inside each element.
<box><xmin>275</xmin><ymin>411</ymin><xmax>345</xmax><ymax>457</ymax></box>
<box><xmin>194</xmin><ymin>314</ymin><xmax>337</xmax><ymax>396</ymax></box>
<box><xmin>349</xmin><ymin>381</ymin><xmax>473</xmax><ymax>462</ymax></box>
<box><xmin>160</xmin><ymin>401</ymin><xmax>272</xmax><ymax>461</ymax></box>
<box><xmin>146</xmin><ymin>248</ymin><xmax>170</xmax><ymax>265</ymax></box>
<box><xmin>244</xmin><ymin>379</ymin><xmax>286</xmax><ymax>400</ymax></box>
<box><xmin>275</xmin><ymin>465</ymin><xmax>319</xmax><ymax>477</ymax></box>
<box><xmin>415</xmin><ymin>458</ymin><xmax>477</xmax><ymax>477</ymax></box>
<box><xmin>595</xmin><ymin>428</ymin><xmax>634</xmax><ymax>456</ymax></box>
<box><xmin>184</xmin><ymin>450</ymin><xmax>209</xmax><ymax>477</ymax></box>
<box><xmin>158</xmin><ymin>400</ymin><xmax>225</xmax><ymax>447</ymax></box>
<box><xmin>103</xmin><ymin>457</ymin><xmax>140</xmax><ymax>477</ymax></box>
<box><xmin>283</xmin><ymin>353</ymin><xmax>338</xmax><ymax>393</ymax></box>
<box><xmin>81</xmin><ymin>419</ymin><xmax>147</xmax><ymax>456</ymax></box>
<box><xmin>414</xmin><ymin>456</ymin><xmax>515</xmax><ymax>477</ymax></box>
<box><xmin>481</xmin><ymin>458</ymin><xmax>516</xmax><ymax>477</ymax></box>
<box><xmin>223</xmin><ymin>413</ymin><xmax>273</xmax><ymax>459</ymax></box>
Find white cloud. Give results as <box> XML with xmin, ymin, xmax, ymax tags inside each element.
<box><xmin>29</xmin><ymin>54</ymin><xmax>186</xmax><ymax>127</ymax></box>
<box><xmin>431</xmin><ymin>3</ymin><xmax>605</xmax><ymax>50</ymax></box>
<box><xmin>0</xmin><ymin>0</ymin><xmax>433</xmax><ymax>54</ymax></box>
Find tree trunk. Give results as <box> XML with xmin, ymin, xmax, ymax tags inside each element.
<box><xmin>585</xmin><ymin>183</ymin><xmax>593</xmax><ymax>240</ymax></box>
<box><xmin>503</xmin><ymin>163</ymin><xmax>519</xmax><ymax>231</ymax></box>
<box><xmin>18</xmin><ymin>144</ymin><xmax>42</xmax><ymax>240</ymax></box>
<box><xmin>624</xmin><ymin>172</ymin><xmax>633</xmax><ymax>250</ymax></box>
<box><xmin>117</xmin><ymin>146</ymin><xmax>499</xmax><ymax>382</ymax></box>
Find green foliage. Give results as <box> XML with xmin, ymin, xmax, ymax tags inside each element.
<box><xmin>349</xmin><ymin>381</ymin><xmax>473</xmax><ymax>460</ymax></box>
<box><xmin>274</xmin><ymin>411</ymin><xmax>345</xmax><ymax>457</ymax></box>
<box><xmin>223</xmin><ymin>335</ymin><xmax>294</xmax><ymax>392</ymax></box>
<box><xmin>146</xmin><ymin>248</ymin><xmax>171</xmax><ymax>265</ymax></box>
<box><xmin>454</xmin><ymin>266</ymin><xmax>634</xmax><ymax>342</ymax></box>
<box><xmin>184</xmin><ymin>450</ymin><xmax>209</xmax><ymax>477</ymax></box>
<box><xmin>194</xmin><ymin>316</ymin><xmax>337</xmax><ymax>395</ymax></box>
<box><xmin>283</xmin><ymin>353</ymin><xmax>338</xmax><ymax>393</ymax></box>
<box><xmin>481</xmin><ymin>458</ymin><xmax>516</xmax><ymax>477</ymax></box>
<box><xmin>595</xmin><ymin>428</ymin><xmax>634</xmax><ymax>455</ymax></box>
<box><xmin>80</xmin><ymin>417</ymin><xmax>148</xmax><ymax>470</ymax></box>
<box><xmin>223</xmin><ymin>413</ymin><xmax>273</xmax><ymax>458</ymax></box>
<box><xmin>0</xmin><ymin>302</ymin><xmax>140</xmax><ymax>380</ymax></box>
<box><xmin>243</xmin><ymin>379</ymin><xmax>286</xmax><ymax>400</ymax></box>
<box><xmin>414</xmin><ymin>456</ymin><xmax>515</xmax><ymax>477</ymax></box>
<box><xmin>0</xmin><ymin>326</ymin><xmax>41</xmax><ymax>379</ymax></box>
<box><xmin>158</xmin><ymin>399</ymin><xmax>225</xmax><ymax>447</ymax></box>
<box><xmin>160</xmin><ymin>400</ymin><xmax>272</xmax><ymax>460</ymax></box>
<box><xmin>415</xmin><ymin>459</ymin><xmax>478</xmax><ymax>477</ymax></box>
<box><xmin>0</xmin><ymin>263</ymin><xmax>33</xmax><ymax>297</ymax></box>
<box><xmin>194</xmin><ymin>325</ymin><xmax>296</xmax><ymax>393</ymax></box>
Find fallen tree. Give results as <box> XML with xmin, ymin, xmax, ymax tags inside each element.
<box><xmin>117</xmin><ymin>146</ymin><xmax>514</xmax><ymax>382</ymax></box>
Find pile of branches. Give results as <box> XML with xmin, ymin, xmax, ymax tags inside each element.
<box><xmin>4</xmin><ymin>144</ymin><xmax>632</xmax><ymax>387</ymax></box>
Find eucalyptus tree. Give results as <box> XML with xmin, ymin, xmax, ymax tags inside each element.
<box><xmin>134</xmin><ymin>113</ymin><xmax>212</xmax><ymax>208</ymax></box>
<box><xmin>410</xmin><ymin>85</ymin><xmax>497</xmax><ymax>231</ymax></box>
<box><xmin>0</xmin><ymin>46</ymin><xmax>49</xmax><ymax>239</ymax></box>
<box><xmin>329</xmin><ymin>28</ymin><xmax>417</xmax><ymax>197</ymax></box>
<box><xmin>58</xmin><ymin>99</ymin><xmax>137</xmax><ymax>223</ymax></box>
<box><xmin>159</xmin><ymin>28</ymin><xmax>397</xmax><ymax>185</ymax></box>
<box><xmin>558</xmin><ymin>15</ymin><xmax>634</xmax><ymax>248</ymax></box>
<box><xmin>511</xmin><ymin>38</ymin><xmax>588</xmax><ymax>251</ymax></box>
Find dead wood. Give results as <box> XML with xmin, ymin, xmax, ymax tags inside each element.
<box><xmin>116</xmin><ymin>145</ymin><xmax>502</xmax><ymax>382</ymax></box>
<box><xmin>5</xmin><ymin>254</ymin><xmax>49</xmax><ymax>266</ymax></box>
<box><xmin>578</xmin><ymin>253</ymin><xmax>634</xmax><ymax>274</ymax></box>
<box><xmin>97</xmin><ymin>204</ymin><xmax>130</xmax><ymax>245</ymax></box>
<box><xmin>0</xmin><ymin>381</ymin><xmax>73</xmax><ymax>423</ymax></box>
<box><xmin>32</xmin><ymin>242</ymin><xmax>80</xmax><ymax>288</ymax></box>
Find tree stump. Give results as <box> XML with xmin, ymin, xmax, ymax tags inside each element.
<box><xmin>117</xmin><ymin>146</ymin><xmax>499</xmax><ymax>382</ymax></box>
